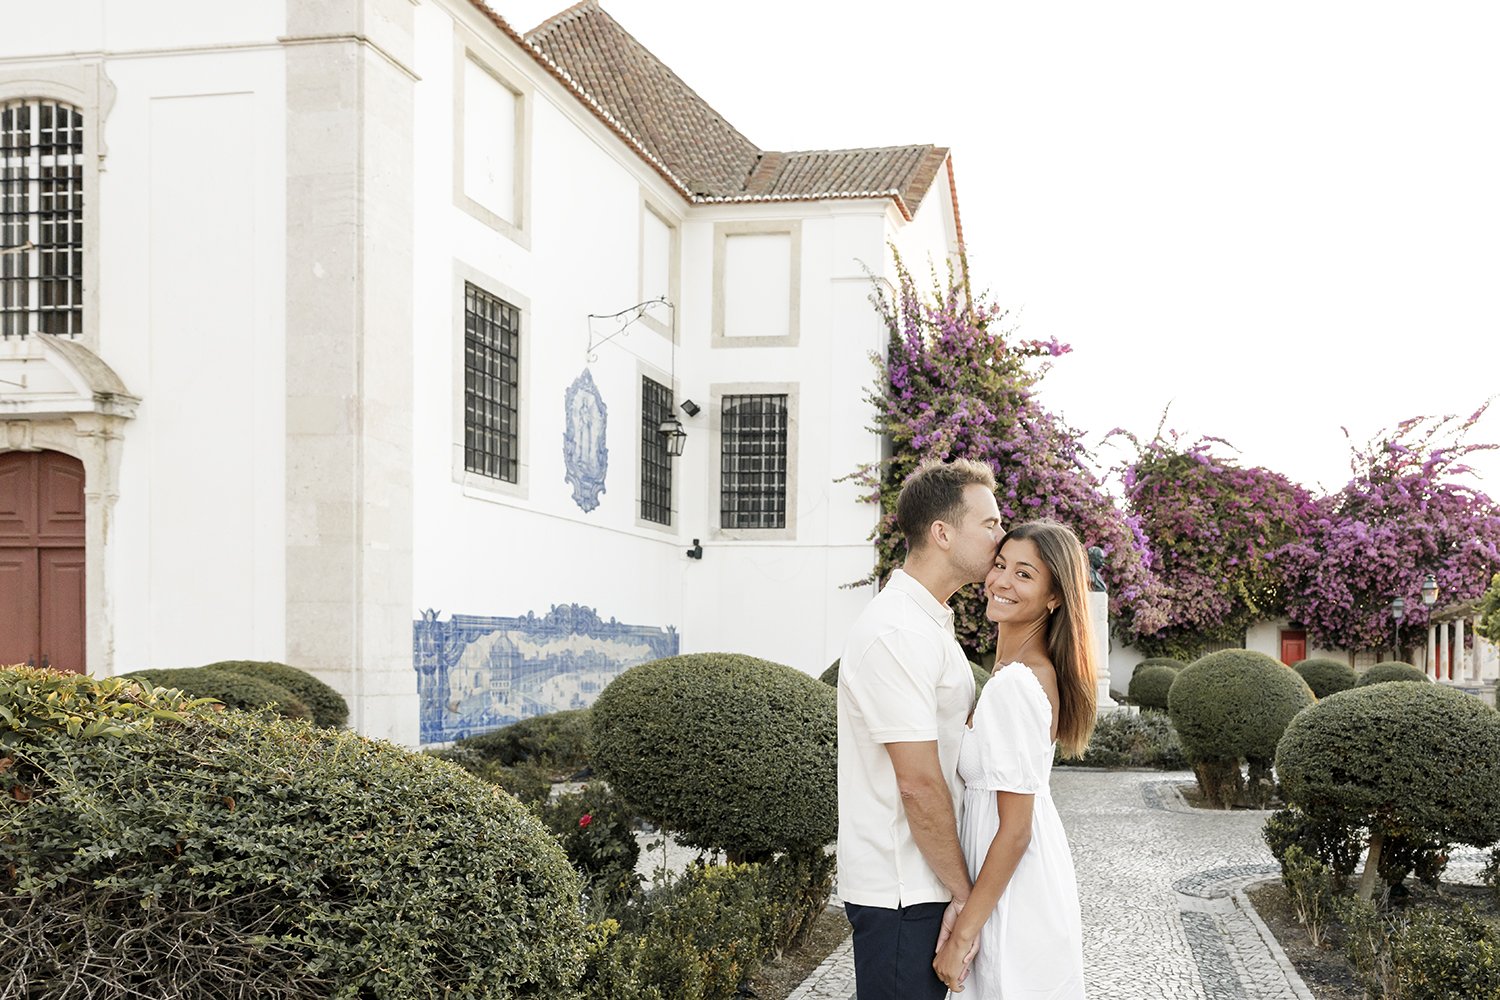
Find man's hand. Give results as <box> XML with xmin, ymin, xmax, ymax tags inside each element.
<box><xmin>935</xmin><ymin>898</ymin><xmax>964</xmax><ymax>953</ymax></box>
<box><xmin>932</xmin><ymin>925</ymin><xmax>980</xmax><ymax>992</ymax></box>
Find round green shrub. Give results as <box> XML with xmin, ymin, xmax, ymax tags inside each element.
<box><xmin>1355</xmin><ymin>661</ymin><xmax>1428</xmax><ymax>686</ymax></box>
<box><xmin>457</xmin><ymin>708</ymin><xmax>593</xmax><ymax>774</ymax></box>
<box><xmin>202</xmin><ymin>660</ymin><xmax>349</xmax><ymax>728</ymax></box>
<box><xmin>3</xmin><ymin>697</ymin><xmax>584</xmax><ymax>997</ymax></box>
<box><xmin>1292</xmin><ymin>657</ymin><xmax>1358</xmax><ymax>699</ymax></box>
<box><xmin>1168</xmin><ymin>649</ymin><xmax>1315</xmax><ymax>765</ymax></box>
<box><xmin>591</xmin><ymin>653</ymin><xmax>835</xmax><ymax>860</ymax></box>
<box><xmin>1128</xmin><ymin>665</ymin><xmax>1179</xmax><ymax>711</ymax></box>
<box><xmin>818</xmin><ymin>659</ymin><xmax>840</xmax><ymax>686</ymax></box>
<box><xmin>122</xmin><ymin>666</ymin><xmax>312</xmax><ymax>721</ymax></box>
<box><xmin>1138</xmin><ymin>657</ymin><xmax>1188</xmax><ymax>672</ymax></box>
<box><xmin>1276</xmin><ymin>682</ymin><xmax>1500</xmax><ymax>861</ymax></box>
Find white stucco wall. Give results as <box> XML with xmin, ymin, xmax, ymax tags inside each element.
<box><xmin>0</xmin><ymin>9</ymin><xmax>291</xmax><ymax>673</ymax></box>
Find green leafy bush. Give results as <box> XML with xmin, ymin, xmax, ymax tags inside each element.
<box><xmin>1292</xmin><ymin>657</ymin><xmax>1358</xmax><ymax>698</ymax></box>
<box><xmin>1277</xmin><ymin>682</ymin><xmax>1500</xmax><ymax>899</ymax></box>
<box><xmin>1263</xmin><ymin>806</ymin><xmax>1363</xmax><ymax>888</ymax></box>
<box><xmin>1127</xmin><ymin>665</ymin><xmax>1179</xmax><ymax>711</ymax></box>
<box><xmin>122</xmin><ymin>666</ymin><xmax>311</xmax><ymax>721</ymax></box>
<box><xmin>1356</xmin><ymin>661</ymin><xmax>1429</xmax><ymax>686</ymax></box>
<box><xmin>1</xmin><ymin>665</ymin><xmax>217</xmax><ymax>747</ymax></box>
<box><xmin>1341</xmin><ymin>899</ymin><xmax>1500</xmax><ymax>1000</ymax></box>
<box><xmin>539</xmin><ymin>780</ymin><xmax>641</xmax><ymax>895</ymax></box>
<box><xmin>1138</xmin><ymin>656</ymin><xmax>1188</xmax><ymax>672</ymax></box>
<box><xmin>202</xmin><ymin>660</ymin><xmax>348</xmax><ymax>727</ymax></box>
<box><xmin>592</xmin><ymin>653</ymin><xmax>835</xmax><ymax>861</ymax></box>
<box><xmin>3</xmin><ymin>699</ymin><xmax>584</xmax><ymax>998</ymax></box>
<box><xmin>1055</xmin><ymin>709</ymin><xmax>1186</xmax><ymax>769</ymax></box>
<box><xmin>818</xmin><ymin>660</ymin><xmax>840</xmax><ymax>686</ymax></box>
<box><xmin>457</xmin><ymin>708</ymin><xmax>593</xmax><ymax>776</ymax></box>
<box><xmin>1280</xmin><ymin>845</ymin><xmax>1335</xmax><ymax>948</ymax></box>
<box><xmin>1168</xmin><ymin>650</ymin><xmax>1314</xmax><ymax>807</ymax></box>
<box><xmin>422</xmin><ymin>746</ymin><xmax>554</xmax><ymax>808</ymax></box>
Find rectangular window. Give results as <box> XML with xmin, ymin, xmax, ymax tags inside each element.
<box><xmin>1</xmin><ymin>99</ymin><xmax>84</xmax><ymax>339</ymax></box>
<box><xmin>640</xmin><ymin>376</ymin><xmax>673</xmax><ymax>525</ymax></box>
<box><xmin>720</xmin><ymin>393</ymin><xmax>788</xmax><ymax>529</ymax></box>
<box><xmin>462</xmin><ymin>58</ymin><xmax>518</xmax><ymax>224</ymax></box>
<box><xmin>464</xmin><ymin>282</ymin><xmax>520</xmax><ymax>482</ymax></box>
<box><xmin>722</xmin><ymin>232</ymin><xmax>791</xmax><ymax>340</ymax></box>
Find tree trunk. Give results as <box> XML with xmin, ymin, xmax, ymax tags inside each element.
<box><xmin>1356</xmin><ymin>832</ymin><xmax>1385</xmax><ymax>902</ymax></box>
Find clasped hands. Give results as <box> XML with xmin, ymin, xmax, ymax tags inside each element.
<box><xmin>933</xmin><ymin>899</ymin><xmax>980</xmax><ymax>993</ymax></box>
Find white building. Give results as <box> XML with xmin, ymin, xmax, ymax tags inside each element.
<box><xmin>0</xmin><ymin>0</ymin><xmax>964</xmax><ymax>744</ymax></box>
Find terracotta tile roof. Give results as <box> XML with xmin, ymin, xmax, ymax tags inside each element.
<box><xmin>465</xmin><ymin>0</ymin><xmax>947</xmax><ymax>220</ymax></box>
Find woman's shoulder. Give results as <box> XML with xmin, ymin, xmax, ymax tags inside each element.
<box><xmin>980</xmin><ymin>662</ymin><xmax>1055</xmax><ymax>724</ymax></box>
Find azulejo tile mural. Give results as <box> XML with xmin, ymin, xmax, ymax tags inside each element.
<box><xmin>413</xmin><ymin>603</ymin><xmax>679</xmax><ymax>745</ymax></box>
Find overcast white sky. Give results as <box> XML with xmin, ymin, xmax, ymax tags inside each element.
<box><xmin>499</xmin><ymin>0</ymin><xmax>1500</xmax><ymax>495</ymax></box>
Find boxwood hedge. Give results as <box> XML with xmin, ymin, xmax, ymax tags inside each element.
<box><xmin>202</xmin><ymin>660</ymin><xmax>349</xmax><ymax>727</ymax></box>
<box><xmin>1276</xmin><ymin>681</ymin><xmax>1500</xmax><ymax>898</ymax></box>
<box><xmin>1291</xmin><ymin>657</ymin><xmax>1357</xmax><ymax>699</ymax></box>
<box><xmin>1127</xmin><ymin>665</ymin><xmax>1178</xmax><ymax>711</ymax></box>
<box><xmin>2</xmin><ymin>668</ymin><xmax>585</xmax><ymax>998</ymax></box>
<box><xmin>456</xmin><ymin>707</ymin><xmax>593</xmax><ymax>775</ymax></box>
<box><xmin>1355</xmin><ymin>661</ymin><xmax>1428</xmax><ymax>686</ymax></box>
<box><xmin>591</xmin><ymin>653</ymin><xmax>835</xmax><ymax>860</ymax></box>
<box><xmin>123</xmin><ymin>666</ymin><xmax>312</xmax><ymax>721</ymax></box>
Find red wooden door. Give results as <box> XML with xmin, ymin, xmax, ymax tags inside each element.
<box><xmin>0</xmin><ymin>451</ymin><xmax>86</xmax><ymax>672</ymax></box>
<box><xmin>1279</xmin><ymin>629</ymin><xmax>1307</xmax><ymax>666</ymax></box>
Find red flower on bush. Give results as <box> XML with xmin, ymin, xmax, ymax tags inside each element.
<box><xmin>578</xmin><ymin>813</ymin><xmax>593</xmax><ymax>828</ymax></box>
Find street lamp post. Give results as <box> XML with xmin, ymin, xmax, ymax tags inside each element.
<box><xmin>1390</xmin><ymin>596</ymin><xmax>1405</xmax><ymax>659</ymax></box>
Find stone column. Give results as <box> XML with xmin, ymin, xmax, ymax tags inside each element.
<box><xmin>1456</xmin><ymin>617</ymin><xmax>1469</xmax><ymax>682</ymax></box>
<box><xmin>1426</xmin><ymin>624</ymin><xmax>1437</xmax><ymax>679</ymax></box>
<box><xmin>283</xmin><ymin>0</ymin><xmax>417</xmax><ymax>744</ymax></box>
<box><xmin>1438</xmin><ymin>622</ymin><xmax>1450</xmax><ymax>682</ymax></box>
<box><xmin>1090</xmin><ymin>590</ymin><xmax>1116</xmax><ymax>709</ymax></box>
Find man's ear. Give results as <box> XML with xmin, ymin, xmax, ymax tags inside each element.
<box><xmin>928</xmin><ymin>518</ymin><xmax>952</xmax><ymax>551</ymax></box>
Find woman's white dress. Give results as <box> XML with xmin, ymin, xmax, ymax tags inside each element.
<box><xmin>953</xmin><ymin>663</ymin><xmax>1085</xmax><ymax>999</ymax></box>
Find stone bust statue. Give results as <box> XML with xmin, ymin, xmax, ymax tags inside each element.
<box><xmin>1087</xmin><ymin>546</ymin><xmax>1107</xmax><ymax>592</ymax></box>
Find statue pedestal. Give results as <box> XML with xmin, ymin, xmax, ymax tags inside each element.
<box><xmin>1090</xmin><ymin>591</ymin><xmax>1117</xmax><ymax>710</ymax></box>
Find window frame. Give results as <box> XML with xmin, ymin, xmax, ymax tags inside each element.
<box><xmin>452</xmin><ymin>28</ymin><xmax>532</xmax><ymax>249</ymax></box>
<box><xmin>637</xmin><ymin>193</ymin><xmax>680</xmax><ymax>342</ymax></box>
<box><xmin>711</xmin><ymin>220</ymin><xmax>801</xmax><ymax>349</ymax></box>
<box><xmin>636</xmin><ymin>365</ymin><xmax>677</xmax><ymax>532</ymax></box>
<box><xmin>452</xmin><ymin>263</ymin><xmax>530</xmax><ymax>501</ymax></box>
<box><xmin>709</xmin><ymin>382</ymin><xmax>799</xmax><ymax>540</ymax></box>
<box><xmin>0</xmin><ymin>63</ymin><xmax>112</xmax><ymax>349</ymax></box>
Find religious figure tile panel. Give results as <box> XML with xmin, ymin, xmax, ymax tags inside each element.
<box><xmin>413</xmin><ymin>604</ymin><xmax>678</xmax><ymax>745</ymax></box>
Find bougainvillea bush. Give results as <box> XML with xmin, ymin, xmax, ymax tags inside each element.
<box><xmin>1278</xmin><ymin>408</ymin><xmax>1500</xmax><ymax>653</ymax></box>
<box><xmin>847</xmin><ymin>261</ymin><xmax>1165</xmax><ymax>657</ymax></box>
<box><xmin>1113</xmin><ymin>428</ymin><xmax>1314</xmax><ymax>658</ymax></box>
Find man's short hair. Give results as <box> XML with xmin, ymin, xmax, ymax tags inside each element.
<box><xmin>895</xmin><ymin>459</ymin><xmax>997</xmax><ymax>550</ymax></box>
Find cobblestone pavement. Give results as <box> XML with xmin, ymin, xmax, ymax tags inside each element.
<box><xmin>792</xmin><ymin>769</ymin><xmax>1314</xmax><ymax>1000</ymax></box>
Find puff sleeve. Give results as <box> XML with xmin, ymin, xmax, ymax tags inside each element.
<box><xmin>967</xmin><ymin>667</ymin><xmax>1053</xmax><ymax>794</ymax></box>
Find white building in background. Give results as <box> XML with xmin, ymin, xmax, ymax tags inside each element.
<box><xmin>0</xmin><ymin>0</ymin><xmax>964</xmax><ymax>744</ymax></box>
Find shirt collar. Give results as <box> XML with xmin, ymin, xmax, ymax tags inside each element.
<box><xmin>885</xmin><ymin>568</ymin><xmax>956</xmax><ymax>630</ymax></box>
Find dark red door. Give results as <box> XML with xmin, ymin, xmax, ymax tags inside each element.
<box><xmin>0</xmin><ymin>451</ymin><xmax>85</xmax><ymax>672</ymax></box>
<box><xmin>1279</xmin><ymin>629</ymin><xmax>1307</xmax><ymax>666</ymax></box>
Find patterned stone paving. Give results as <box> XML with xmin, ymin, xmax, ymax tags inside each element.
<box><xmin>791</xmin><ymin>769</ymin><xmax>1317</xmax><ymax>999</ymax></box>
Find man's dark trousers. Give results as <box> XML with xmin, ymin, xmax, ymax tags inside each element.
<box><xmin>844</xmin><ymin>900</ymin><xmax>948</xmax><ymax>1000</ymax></box>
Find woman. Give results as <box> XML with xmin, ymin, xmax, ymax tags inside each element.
<box><xmin>934</xmin><ymin>519</ymin><xmax>1096</xmax><ymax>997</ymax></box>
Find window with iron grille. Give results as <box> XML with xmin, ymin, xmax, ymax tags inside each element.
<box><xmin>464</xmin><ymin>282</ymin><xmax>521</xmax><ymax>482</ymax></box>
<box><xmin>641</xmin><ymin>376</ymin><xmax>673</xmax><ymax>525</ymax></box>
<box><xmin>721</xmin><ymin>393</ymin><xmax>788</xmax><ymax>529</ymax></box>
<box><xmin>1</xmin><ymin>100</ymin><xmax>84</xmax><ymax>339</ymax></box>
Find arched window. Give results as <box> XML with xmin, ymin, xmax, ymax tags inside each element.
<box><xmin>1</xmin><ymin>99</ymin><xmax>84</xmax><ymax>339</ymax></box>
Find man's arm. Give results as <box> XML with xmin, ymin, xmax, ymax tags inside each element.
<box><xmin>885</xmin><ymin>739</ymin><xmax>971</xmax><ymax>902</ymax></box>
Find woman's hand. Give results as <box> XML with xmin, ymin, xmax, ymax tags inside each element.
<box><xmin>933</xmin><ymin>928</ymin><xmax>979</xmax><ymax>993</ymax></box>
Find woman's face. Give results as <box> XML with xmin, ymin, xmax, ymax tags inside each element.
<box><xmin>985</xmin><ymin>536</ymin><xmax>1058</xmax><ymax>625</ymax></box>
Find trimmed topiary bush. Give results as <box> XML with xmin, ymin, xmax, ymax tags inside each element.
<box><xmin>592</xmin><ymin>653</ymin><xmax>835</xmax><ymax>861</ymax></box>
<box><xmin>2</xmin><ymin>672</ymin><xmax>585</xmax><ymax>998</ymax></box>
<box><xmin>1055</xmin><ymin>708</ymin><xmax>1187</xmax><ymax>769</ymax></box>
<box><xmin>1127</xmin><ymin>665</ymin><xmax>1179</xmax><ymax>711</ymax></box>
<box><xmin>1276</xmin><ymin>681</ymin><xmax>1500</xmax><ymax>900</ymax></box>
<box><xmin>1168</xmin><ymin>649</ymin><xmax>1315</xmax><ymax>807</ymax></box>
<box><xmin>1292</xmin><ymin>657</ymin><xmax>1358</xmax><ymax>699</ymax></box>
<box><xmin>1355</xmin><ymin>661</ymin><xmax>1428</xmax><ymax>686</ymax></box>
<box><xmin>203</xmin><ymin>660</ymin><xmax>349</xmax><ymax>728</ymax></box>
<box><xmin>818</xmin><ymin>659</ymin><xmax>840</xmax><ymax>686</ymax></box>
<box><xmin>122</xmin><ymin>666</ymin><xmax>312</xmax><ymax>721</ymax></box>
<box><xmin>1138</xmin><ymin>657</ymin><xmax>1188</xmax><ymax>673</ymax></box>
<box><xmin>456</xmin><ymin>708</ymin><xmax>594</xmax><ymax>776</ymax></box>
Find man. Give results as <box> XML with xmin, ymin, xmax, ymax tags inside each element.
<box><xmin>837</xmin><ymin>458</ymin><xmax>1003</xmax><ymax>999</ymax></box>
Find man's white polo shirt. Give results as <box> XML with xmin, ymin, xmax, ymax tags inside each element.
<box><xmin>837</xmin><ymin>567</ymin><xmax>976</xmax><ymax>908</ymax></box>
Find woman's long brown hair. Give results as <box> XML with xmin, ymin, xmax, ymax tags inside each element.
<box><xmin>1000</xmin><ymin>519</ymin><xmax>1098</xmax><ymax>758</ymax></box>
